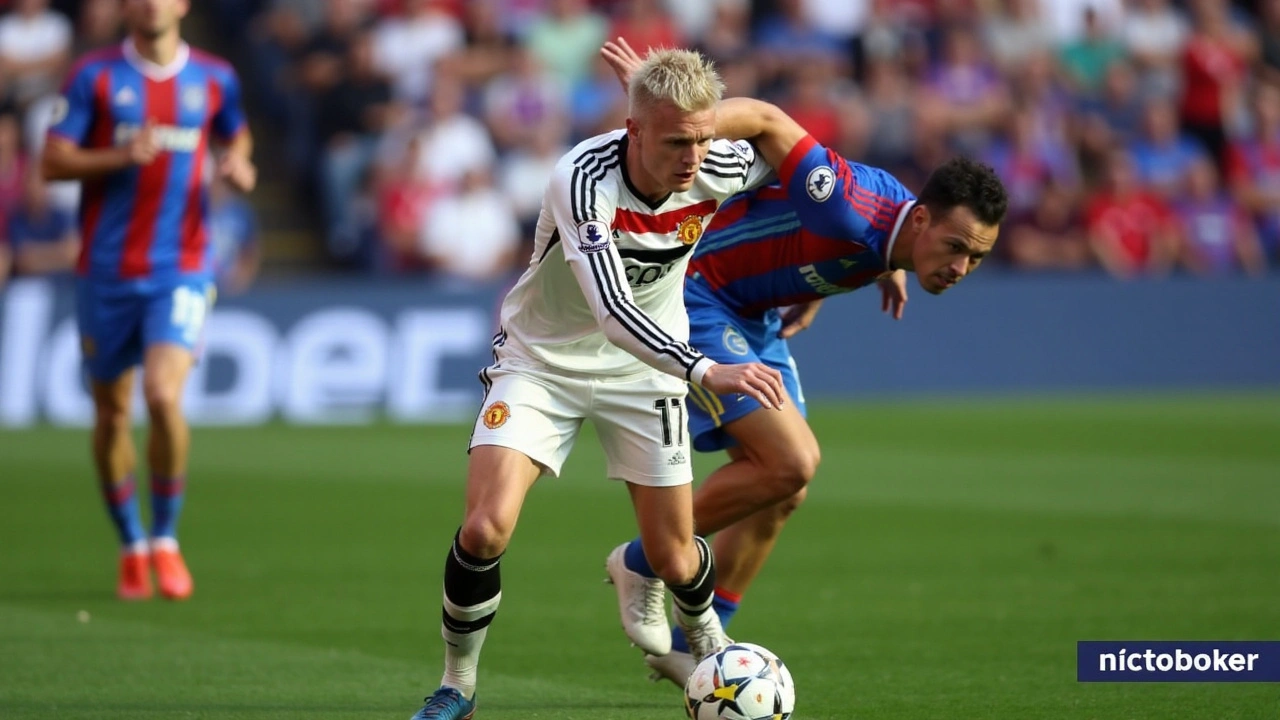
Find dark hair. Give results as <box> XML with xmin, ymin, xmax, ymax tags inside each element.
<box><xmin>917</xmin><ymin>156</ymin><xmax>1008</xmax><ymax>227</ymax></box>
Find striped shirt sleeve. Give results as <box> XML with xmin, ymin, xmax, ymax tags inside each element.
<box><xmin>550</xmin><ymin>156</ymin><xmax>716</xmax><ymax>385</ymax></box>
<box><xmin>700</xmin><ymin>139</ymin><xmax>776</xmax><ymax>199</ymax></box>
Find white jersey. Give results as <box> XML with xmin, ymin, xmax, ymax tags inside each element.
<box><xmin>495</xmin><ymin>129</ymin><xmax>774</xmax><ymax>384</ymax></box>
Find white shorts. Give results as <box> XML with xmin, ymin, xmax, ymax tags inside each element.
<box><xmin>469</xmin><ymin>363</ymin><xmax>693</xmax><ymax>487</ymax></box>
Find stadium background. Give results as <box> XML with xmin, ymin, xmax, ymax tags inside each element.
<box><xmin>1</xmin><ymin>1</ymin><xmax>1278</xmax><ymax>719</ymax></box>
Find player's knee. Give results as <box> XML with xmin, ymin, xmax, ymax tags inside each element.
<box><xmin>761</xmin><ymin>445</ymin><xmax>820</xmax><ymax>499</ymax></box>
<box><xmin>458</xmin><ymin>512</ymin><xmax>513</xmax><ymax>559</ymax></box>
<box><xmin>94</xmin><ymin>401</ymin><xmax>130</xmax><ymax>432</ymax></box>
<box><xmin>143</xmin><ymin>379</ymin><xmax>183</xmax><ymax>418</ymax></box>
<box><xmin>776</xmin><ymin>485</ymin><xmax>808</xmax><ymax>518</ymax></box>
<box><xmin>647</xmin><ymin>543</ymin><xmax>701</xmax><ymax>586</ymax></box>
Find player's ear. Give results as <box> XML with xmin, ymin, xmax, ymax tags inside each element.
<box><xmin>625</xmin><ymin>116</ymin><xmax>640</xmax><ymax>143</ymax></box>
<box><xmin>911</xmin><ymin>203</ymin><xmax>932</xmax><ymax>232</ymax></box>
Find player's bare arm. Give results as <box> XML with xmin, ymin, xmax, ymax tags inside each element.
<box><xmin>777</xmin><ymin>300</ymin><xmax>824</xmax><ymax>340</ymax></box>
<box><xmin>878</xmin><ymin>269</ymin><xmax>909</xmax><ymax>321</ymax></box>
<box><xmin>216</xmin><ymin>129</ymin><xmax>257</xmax><ymax>193</ymax></box>
<box><xmin>42</xmin><ymin>120</ymin><xmax>160</xmax><ymax>181</ymax></box>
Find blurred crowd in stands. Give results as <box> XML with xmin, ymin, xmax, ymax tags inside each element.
<box><xmin>2</xmin><ymin>0</ymin><xmax>1280</xmax><ymax>289</ymax></box>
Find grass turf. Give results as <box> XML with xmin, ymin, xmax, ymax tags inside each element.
<box><xmin>1</xmin><ymin>394</ymin><xmax>1277</xmax><ymax>719</ymax></box>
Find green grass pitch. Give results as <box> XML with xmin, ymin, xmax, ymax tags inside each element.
<box><xmin>1</xmin><ymin>394</ymin><xmax>1278</xmax><ymax>719</ymax></box>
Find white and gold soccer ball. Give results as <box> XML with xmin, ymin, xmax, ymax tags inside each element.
<box><xmin>683</xmin><ymin>642</ymin><xmax>796</xmax><ymax>720</ymax></box>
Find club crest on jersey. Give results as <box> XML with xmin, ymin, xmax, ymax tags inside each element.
<box><xmin>677</xmin><ymin>215</ymin><xmax>703</xmax><ymax>245</ymax></box>
<box><xmin>49</xmin><ymin>96</ymin><xmax>69</xmax><ymax>124</ymax></box>
<box><xmin>806</xmin><ymin>166</ymin><xmax>835</xmax><ymax>202</ymax></box>
<box><xmin>482</xmin><ymin>401</ymin><xmax>511</xmax><ymax>429</ymax></box>
<box><xmin>578</xmin><ymin>220</ymin><xmax>610</xmax><ymax>253</ymax></box>
<box><xmin>182</xmin><ymin>85</ymin><xmax>205</xmax><ymax>112</ymax></box>
<box><xmin>728</xmin><ymin>139</ymin><xmax>755</xmax><ymax>164</ymax></box>
<box><xmin>722</xmin><ymin>326</ymin><xmax>750</xmax><ymax>356</ymax></box>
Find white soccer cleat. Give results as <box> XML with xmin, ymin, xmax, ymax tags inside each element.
<box><xmin>673</xmin><ymin>605</ymin><xmax>733</xmax><ymax>661</ymax></box>
<box><xmin>645</xmin><ymin>650</ymin><xmax>696</xmax><ymax>688</ymax></box>
<box><xmin>605</xmin><ymin>543</ymin><xmax>672</xmax><ymax>656</ymax></box>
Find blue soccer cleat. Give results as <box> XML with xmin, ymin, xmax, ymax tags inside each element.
<box><xmin>410</xmin><ymin>687</ymin><xmax>476</xmax><ymax>720</ymax></box>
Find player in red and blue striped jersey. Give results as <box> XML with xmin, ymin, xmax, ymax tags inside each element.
<box><xmin>42</xmin><ymin>0</ymin><xmax>256</xmax><ymax>602</ymax></box>
<box><xmin>599</xmin><ymin>38</ymin><xmax>1009</xmax><ymax>686</ymax></box>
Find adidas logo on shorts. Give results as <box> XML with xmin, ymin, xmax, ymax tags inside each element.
<box><xmin>667</xmin><ymin>451</ymin><xmax>687</xmax><ymax>466</ymax></box>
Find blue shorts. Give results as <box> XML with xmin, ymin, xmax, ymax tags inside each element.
<box><xmin>75</xmin><ymin>276</ymin><xmax>214</xmax><ymax>382</ymax></box>
<box><xmin>685</xmin><ymin>279</ymin><xmax>806</xmax><ymax>452</ymax></box>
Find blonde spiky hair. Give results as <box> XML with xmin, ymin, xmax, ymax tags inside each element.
<box><xmin>629</xmin><ymin>48</ymin><xmax>724</xmax><ymax>117</ymax></box>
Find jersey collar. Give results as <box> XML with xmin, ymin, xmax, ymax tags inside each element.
<box><xmin>883</xmin><ymin>200</ymin><xmax>915</xmax><ymax>270</ymax></box>
<box><xmin>123</xmin><ymin>38</ymin><xmax>190</xmax><ymax>82</ymax></box>
<box><xmin>618</xmin><ymin>134</ymin><xmax>672</xmax><ymax>210</ymax></box>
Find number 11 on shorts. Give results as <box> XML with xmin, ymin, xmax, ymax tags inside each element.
<box><xmin>654</xmin><ymin>398</ymin><xmax>684</xmax><ymax>447</ymax></box>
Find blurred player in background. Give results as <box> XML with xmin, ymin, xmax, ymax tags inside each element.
<box><xmin>600</xmin><ymin>38</ymin><xmax>1009</xmax><ymax>686</ymax></box>
<box><xmin>42</xmin><ymin>0</ymin><xmax>256</xmax><ymax>601</ymax></box>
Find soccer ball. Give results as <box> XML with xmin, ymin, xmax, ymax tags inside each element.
<box><xmin>684</xmin><ymin>642</ymin><xmax>796</xmax><ymax>720</ymax></box>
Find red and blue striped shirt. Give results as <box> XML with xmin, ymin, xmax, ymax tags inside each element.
<box><xmin>688</xmin><ymin>135</ymin><xmax>915</xmax><ymax>317</ymax></box>
<box><xmin>48</xmin><ymin>40</ymin><xmax>246</xmax><ymax>283</ymax></box>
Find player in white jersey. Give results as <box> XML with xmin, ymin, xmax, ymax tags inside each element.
<box><xmin>410</xmin><ymin>48</ymin><xmax>806</xmax><ymax>720</ymax></box>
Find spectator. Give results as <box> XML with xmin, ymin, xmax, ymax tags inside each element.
<box><xmin>1226</xmin><ymin>81</ymin><xmax>1280</xmax><ymax>261</ymax></box>
<box><xmin>1075</xmin><ymin>58</ymin><xmax>1148</xmax><ymax>148</ymax></box>
<box><xmin>0</xmin><ymin>0</ymin><xmax>72</xmax><ymax>108</ymax></box>
<box><xmin>1179</xmin><ymin>0</ymin><xmax>1255</xmax><ymax>164</ymax></box>
<box><xmin>446</xmin><ymin>0</ymin><xmax>516</xmax><ymax>87</ymax></box>
<box><xmin>1037</xmin><ymin>0</ymin><xmax>1123</xmax><ymax>46</ymax></box>
<box><xmin>609</xmin><ymin>0</ymin><xmax>684</xmax><ymax>55</ymax></box>
<box><xmin>523</xmin><ymin>0</ymin><xmax>608</xmax><ymax>88</ymax></box>
<box><xmin>1174</xmin><ymin>155</ymin><xmax>1267</xmax><ymax>276</ymax></box>
<box><xmin>209</xmin><ymin>176</ymin><xmax>263</xmax><ymax>295</ymax></box>
<box><xmin>1058</xmin><ymin>6</ymin><xmax>1126</xmax><ymax>97</ymax></box>
<box><xmin>317</xmin><ymin>30</ymin><xmax>402</xmax><ymax>259</ymax></box>
<box><xmin>754</xmin><ymin>0</ymin><xmax>847</xmax><ymax>90</ymax></box>
<box><xmin>855</xmin><ymin>56</ymin><xmax>917</xmax><ymax>173</ymax></box>
<box><xmin>1005</xmin><ymin>180</ymin><xmax>1091</xmax><ymax>270</ymax></box>
<box><xmin>923</xmin><ymin>24</ymin><xmax>1010</xmax><ymax>155</ymax></box>
<box><xmin>287</xmin><ymin>0</ymin><xmax>372</xmax><ymax>175</ymax></box>
<box><xmin>8</xmin><ymin>167</ymin><xmax>77</xmax><ymax>277</ymax></box>
<box><xmin>1121</xmin><ymin>0</ymin><xmax>1188</xmax><ymax>100</ymax></box>
<box><xmin>371</xmin><ymin>0</ymin><xmax>464</xmax><ymax>106</ymax></box>
<box><xmin>984</xmin><ymin>105</ymin><xmax>1078</xmax><ymax>216</ymax></box>
<box><xmin>696</xmin><ymin>0</ymin><xmax>751</xmax><ymax>63</ymax></box>
<box><xmin>779</xmin><ymin>65</ymin><xmax>843</xmax><ymax>150</ymax></box>
<box><xmin>405</xmin><ymin>73</ymin><xmax>496</xmax><ymax>188</ymax></box>
<box><xmin>569</xmin><ymin>52</ymin><xmax>628</xmax><ymax>139</ymax></box>
<box><xmin>1085</xmin><ymin>149</ymin><xmax>1180</xmax><ymax>278</ymax></box>
<box><xmin>483</xmin><ymin>46</ymin><xmax>568</xmax><ymax>151</ymax></box>
<box><xmin>1127</xmin><ymin>96</ymin><xmax>1210</xmax><ymax>198</ymax></box>
<box><xmin>418</xmin><ymin>167</ymin><xmax>519</xmax><ymax>282</ymax></box>
<box><xmin>500</xmin><ymin>118</ymin><xmax>568</xmax><ymax>237</ymax></box>
<box><xmin>1260</xmin><ymin>0</ymin><xmax>1280</xmax><ymax>86</ymax></box>
<box><xmin>984</xmin><ymin>0</ymin><xmax>1054</xmax><ymax>73</ymax></box>
<box><xmin>74</xmin><ymin>0</ymin><xmax>123</xmax><ymax>55</ymax></box>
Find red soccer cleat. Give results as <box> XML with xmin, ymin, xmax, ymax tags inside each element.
<box><xmin>117</xmin><ymin>550</ymin><xmax>152</xmax><ymax>601</ymax></box>
<box><xmin>151</xmin><ymin>543</ymin><xmax>193</xmax><ymax>601</ymax></box>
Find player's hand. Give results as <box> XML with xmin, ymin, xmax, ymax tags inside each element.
<box><xmin>878</xmin><ymin>269</ymin><xmax>908</xmax><ymax>320</ymax></box>
<box><xmin>600</xmin><ymin>37</ymin><xmax>644</xmax><ymax>94</ymax></box>
<box><xmin>777</xmin><ymin>299</ymin><xmax>823</xmax><ymax>339</ymax></box>
<box><xmin>701</xmin><ymin>362</ymin><xmax>785</xmax><ymax>411</ymax></box>
<box><xmin>218</xmin><ymin>152</ymin><xmax>257</xmax><ymax>193</ymax></box>
<box><xmin>127</xmin><ymin>119</ymin><xmax>160</xmax><ymax>165</ymax></box>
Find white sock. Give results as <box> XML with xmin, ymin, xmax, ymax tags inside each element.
<box><xmin>440</xmin><ymin>591</ymin><xmax>501</xmax><ymax>700</ymax></box>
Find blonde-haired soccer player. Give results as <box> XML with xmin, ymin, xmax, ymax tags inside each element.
<box><xmin>409</xmin><ymin>46</ymin><xmax>807</xmax><ymax>719</ymax></box>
